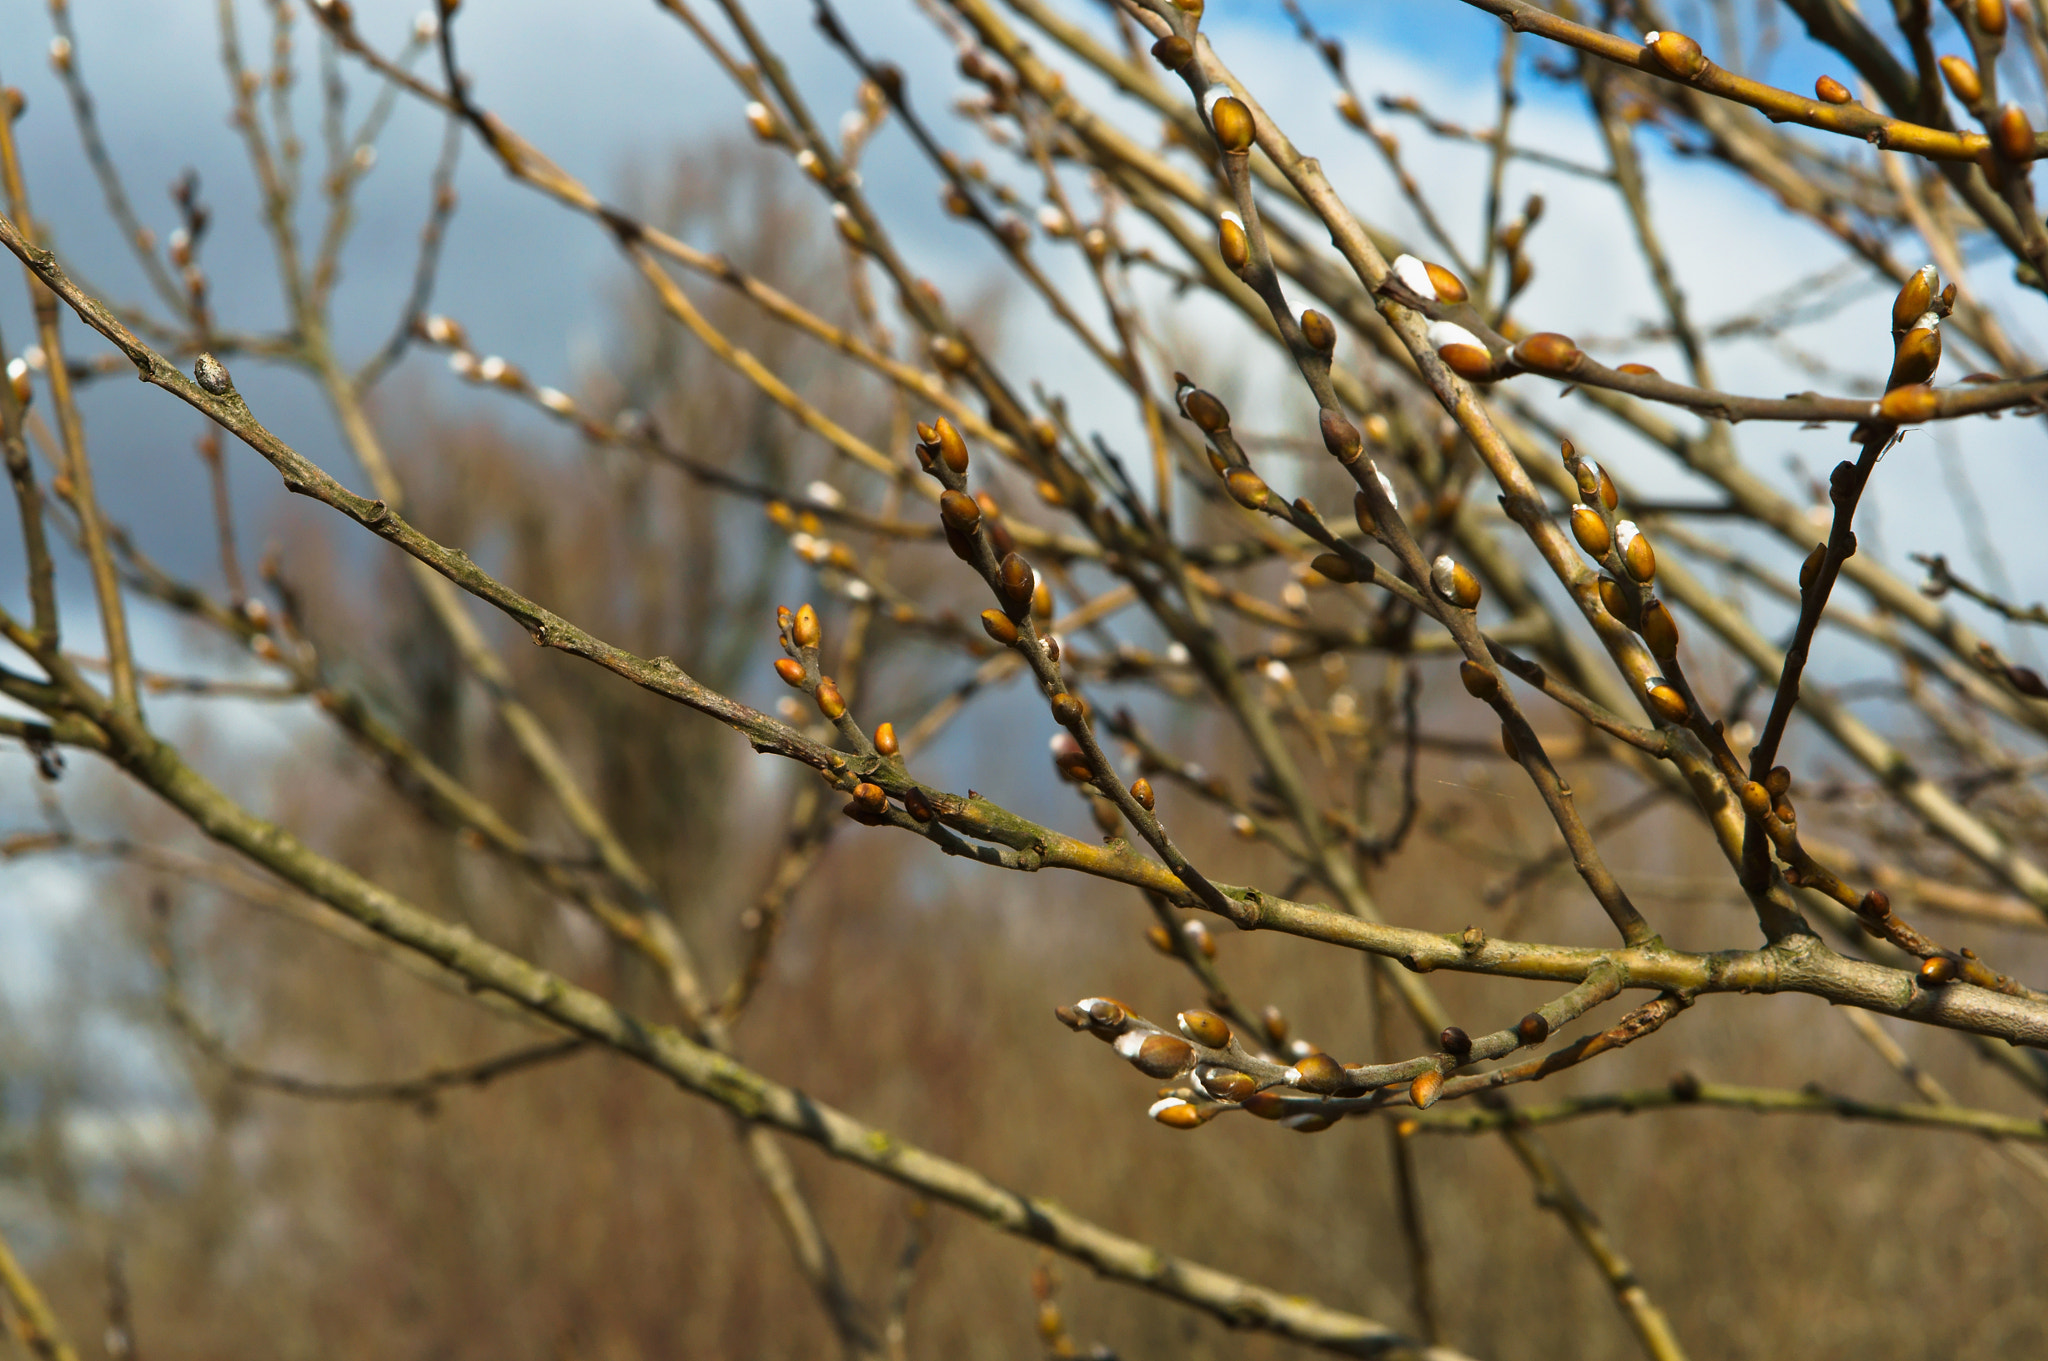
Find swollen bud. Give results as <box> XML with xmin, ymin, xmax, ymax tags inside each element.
<box><xmin>1225</xmin><ymin>469</ymin><xmax>1272</xmax><ymax>510</ymax></box>
<box><xmin>1181</xmin><ymin>386</ymin><xmax>1231</xmax><ymax>434</ymax></box>
<box><xmin>1150</xmin><ymin>35</ymin><xmax>1193</xmax><ymax>69</ymax></box>
<box><xmin>1300</xmin><ymin>308</ymin><xmax>1337</xmax><ymax>356</ymax></box>
<box><xmin>1209</xmin><ymin>94</ymin><xmax>1255</xmax><ymax>152</ymax></box>
<box><xmin>1427</xmin><ymin>321</ymin><xmax>1493</xmax><ymax>381</ymax></box>
<box><xmin>1178</xmin><ymin>1010</ymin><xmax>1232</xmax><ymax>1048</ymax></box>
<box><xmin>1431</xmin><ymin>555</ymin><xmax>1481</xmax><ymax>610</ymax></box>
<box><xmin>1217</xmin><ymin>213</ymin><xmax>1249</xmax><ymax>273</ymax></box>
<box><xmin>1131</xmin><ymin>776</ymin><xmax>1154</xmax><ymax>810</ymax></box>
<box><xmin>1459</xmin><ymin>659</ymin><xmax>1499</xmax><ymax>701</ymax></box>
<box><xmin>1644</xmin><ymin>676</ymin><xmax>1690</xmax><ymax>724</ymax></box>
<box><xmin>1644</xmin><ymin>29</ymin><xmax>1707</xmax><ymax>78</ymax></box>
<box><xmin>1515</xmin><ymin>1012</ymin><xmax>1552</xmax><ymax>1046</ymax></box>
<box><xmin>1939</xmin><ymin>55</ymin><xmax>1983</xmax><ymax>107</ymax></box>
<box><xmin>981</xmin><ymin>609</ymin><xmax>1020</xmax><ymax>646</ymax></box>
<box><xmin>816</xmin><ymin>678</ymin><xmax>847</xmax><ymax>720</ymax></box>
<box><xmin>940</xmin><ymin>489</ymin><xmax>982</xmax><ymax>534</ymax></box>
<box><xmin>1439</xmin><ymin>1026</ymin><xmax>1472</xmax><ymax>1058</ymax></box>
<box><xmin>1996</xmin><ymin>103</ymin><xmax>2035</xmax><ymax>161</ymax></box>
<box><xmin>1815</xmin><ymin>74</ymin><xmax>1852</xmax><ymax>104</ymax></box>
<box><xmin>1638</xmin><ymin>599</ymin><xmax>1680</xmax><ymax>657</ymax></box>
<box><xmin>933</xmin><ymin>417</ymin><xmax>970</xmax><ymax>474</ymax></box>
<box><xmin>1878</xmin><ymin>383</ymin><xmax>1939</xmax><ymax>423</ymax></box>
<box><xmin>774</xmin><ymin>657</ymin><xmax>807</xmax><ymax>688</ymax></box>
<box><xmin>1289</xmin><ymin>1051</ymin><xmax>1346</xmax><ymax>1094</ymax></box>
<box><xmin>1919</xmin><ymin>955</ymin><xmax>1960</xmax><ymax>986</ymax></box>
<box><xmin>1512</xmin><ymin>331</ymin><xmax>1582</xmax><ymax>374</ymax></box>
<box><xmin>793</xmin><ymin>603</ymin><xmax>822</xmax><ymax>648</ymax></box>
<box><xmin>1892</xmin><ymin>265</ymin><xmax>1937</xmax><ymax>336</ymax></box>
<box><xmin>1570</xmin><ymin>504</ymin><xmax>1611</xmax><ymax>557</ymax></box>
<box><xmin>1311</xmin><ymin>553</ymin><xmax>1360</xmax><ymax>584</ymax></box>
<box><xmin>1615</xmin><ymin>520</ymin><xmax>1656</xmax><ymax>583</ymax></box>
<box><xmin>1409</xmin><ymin>1069</ymin><xmax>1444</xmax><ymax>1110</ymax></box>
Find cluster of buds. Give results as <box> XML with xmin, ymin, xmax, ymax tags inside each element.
<box><xmin>1054</xmin><ymin>998</ymin><xmax>1299</xmax><ymax>1129</ymax></box>
<box><xmin>1871</xmin><ymin>266</ymin><xmax>1954</xmax><ymax>426</ymax></box>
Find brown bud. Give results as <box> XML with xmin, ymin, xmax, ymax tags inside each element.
<box><xmin>1210</xmin><ymin>95</ymin><xmax>1254</xmax><ymax>152</ymax></box>
<box><xmin>851</xmin><ymin>782</ymin><xmax>886</xmax><ymax>814</ymax></box>
<box><xmin>903</xmin><ymin>787</ymin><xmax>934</xmax><ymax>821</ymax></box>
<box><xmin>1151</xmin><ymin>1099</ymin><xmax>1206</xmax><ymax>1129</ymax></box>
<box><xmin>1815</xmin><ymin>74</ymin><xmax>1852</xmax><ymax>104</ymax></box>
<box><xmin>1146</xmin><ymin>924</ymin><xmax>1175</xmax><ymax>954</ymax></box>
<box><xmin>1646</xmin><ymin>29</ymin><xmax>1707</xmax><ymax>78</ymax></box>
<box><xmin>1939</xmin><ymin>55</ymin><xmax>1983</xmax><ymax>107</ymax></box>
<box><xmin>1893</xmin><ymin>266</ymin><xmax>1937</xmax><ymax>336</ymax></box>
<box><xmin>945</xmin><ymin>525</ymin><xmax>976</xmax><ymax>563</ymax></box>
<box><xmin>1281</xmin><ymin>1111</ymin><xmax>1337</xmax><ymax>1133</ymax></box>
<box><xmin>1764</xmin><ymin>765</ymin><xmax>1792</xmax><ymax>796</ymax></box>
<box><xmin>774</xmin><ymin>657</ymin><xmax>807</xmax><ymax>688</ymax></box>
<box><xmin>1919</xmin><ymin>955</ymin><xmax>1960</xmax><ymax>986</ymax></box>
<box><xmin>1182</xmin><ymin>387</ymin><xmax>1231</xmax><ymax>434</ymax></box>
<box><xmin>1500</xmin><ymin>722</ymin><xmax>1520</xmax><ymax>763</ymax></box>
<box><xmin>1617</xmin><ymin>361</ymin><xmax>1661</xmax><ymax>377</ymax></box>
<box><xmin>1131</xmin><ymin>1033</ymin><xmax>1196</xmax><ymax>1078</ymax></box>
<box><xmin>1740</xmin><ymin>781</ymin><xmax>1772</xmax><ymax>819</ymax></box>
<box><xmin>1430</xmin><ymin>555</ymin><xmax>1481</xmax><ymax>610</ymax></box>
<box><xmin>1261</xmin><ymin>1005</ymin><xmax>1289</xmax><ymax>1046</ymax></box>
<box><xmin>1997</xmin><ymin>102</ymin><xmax>2035</xmax><ymax>160</ymax></box>
<box><xmin>939</xmin><ymin>489</ymin><xmax>981</xmax><ymax>534</ymax></box>
<box><xmin>1241</xmin><ymin>1091</ymin><xmax>1291</xmax><ymax>1120</ymax></box>
<box><xmin>1178</xmin><ymin>1010</ymin><xmax>1232</xmax><ymax>1048</ymax></box>
<box><xmin>874</xmin><ymin>721</ymin><xmax>899</xmax><ymax>756</ymax></box>
<box><xmin>1644</xmin><ymin>676</ymin><xmax>1690</xmax><ymax>724</ymax></box>
<box><xmin>1050</xmin><ymin>692</ymin><xmax>1084</xmax><ymax>728</ymax></box>
<box><xmin>1439</xmin><ymin>1026</ymin><xmax>1472</xmax><ymax>1058</ymax></box>
<box><xmin>1670</xmin><ymin>1071</ymin><xmax>1703</xmax><ymax>1101</ymax></box>
<box><xmin>1311</xmin><ymin>552</ymin><xmax>1360</xmax><ymax>584</ymax></box>
<box><xmin>1131</xmin><ymin>776</ymin><xmax>1155</xmax><ymax>810</ymax></box>
<box><xmin>1217</xmin><ymin>214</ymin><xmax>1249</xmax><ymax>272</ymax></box>
<box><xmin>1857</xmin><ymin>889</ymin><xmax>1891</xmax><ymax>921</ymax></box>
<box><xmin>998</xmin><ymin>551</ymin><xmax>1036</xmax><ymax>612</ymax></box>
<box><xmin>1300</xmin><ymin>308</ymin><xmax>1337</xmax><ymax>356</ymax></box>
<box><xmin>1409</xmin><ymin>1069</ymin><xmax>1444</xmax><ymax>1110</ymax></box>
<box><xmin>1459</xmin><ymin>659</ymin><xmax>1499</xmax><ymax>701</ymax></box>
<box><xmin>1150</xmin><ymin>35</ymin><xmax>1193</xmax><ymax>69</ymax></box>
<box><xmin>1512</xmin><ymin>331</ymin><xmax>1582</xmax><ymax>374</ymax></box>
<box><xmin>793</xmin><ymin>602</ymin><xmax>822</xmax><ymax>648</ymax></box>
<box><xmin>1617</xmin><ymin>521</ymin><xmax>1656</xmax><ymax>583</ymax></box>
<box><xmin>1186</xmin><ymin>920</ymin><xmax>1215</xmax><ymax>959</ymax></box>
<box><xmin>1890</xmin><ymin>325</ymin><xmax>1942</xmax><ymax>393</ymax></box>
<box><xmin>1800</xmin><ymin>543</ymin><xmax>1827</xmax><ymax>592</ymax></box>
<box><xmin>816</xmin><ymin>678</ymin><xmax>847</xmax><ymax>720</ymax></box>
<box><xmin>933</xmin><ymin>416</ymin><xmax>969</xmax><ymax>473</ymax></box>
<box><xmin>1421</xmin><ymin>260</ymin><xmax>1467</xmax><ymax>303</ymax></box>
<box><xmin>1596</xmin><ymin>576</ymin><xmax>1630</xmax><ymax>624</ymax></box>
<box><xmin>1352</xmin><ymin>489</ymin><xmax>1377</xmax><ymax>538</ymax></box>
<box><xmin>1878</xmin><ymin>383</ymin><xmax>1939</xmax><ymax>423</ymax></box>
<box><xmin>1638</xmin><ymin>599</ymin><xmax>1680</xmax><ymax>657</ymax></box>
<box><xmin>1032</xmin><ymin>577</ymin><xmax>1053</xmax><ymax>620</ymax></box>
<box><xmin>1200</xmin><ymin>1068</ymin><xmax>1257</xmax><ymax>1102</ymax></box>
<box><xmin>1980</xmin><ymin>0</ymin><xmax>2010</xmax><ymax>36</ymax></box>
<box><xmin>980</xmin><ymin>609</ymin><xmax>1018</xmax><ymax>647</ymax></box>
<box><xmin>1319</xmin><ymin>408</ymin><xmax>1362</xmax><ymax>462</ymax></box>
<box><xmin>1437</xmin><ymin>342</ymin><xmax>1495</xmax><ymax>381</ymax></box>
<box><xmin>1225</xmin><ymin>468</ymin><xmax>1272</xmax><ymax>510</ymax></box>
<box><xmin>1570</xmin><ymin>504</ymin><xmax>1611</xmax><ymax>557</ymax></box>
<box><xmin>1516</xmin><ymin>1012</ymin><xmax>1552</xmax><ymax>1046</ymax></box>
<box><xmin>1291</xmin><ymin>1051</ymin><xmax>1346</xmax><ymax>1094</ymax></box>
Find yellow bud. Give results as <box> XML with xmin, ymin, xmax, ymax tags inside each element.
<box><xmin>1225</xmin><ymin>468</ymin><xmax>1271</xmax><ymax>510</ymax></box>
<box><xmin>1646</xmin><ymin>29</ymin><xmax>1707</xmax><ymax>78</ymax></box>
<box><xmin>1210</xmin><ymin>95</ymin><xmax>1255</xmax><ymax>153</ymax></box>
<box><xmin>1815</xmin><ymin>74</ymin><xmax>1852</xmax><ymax>104</ymax></box>
<box><xmin>1570</xmin><ymin>504</ymin><xmax>1611</xmax><ymax>557</ymax></box>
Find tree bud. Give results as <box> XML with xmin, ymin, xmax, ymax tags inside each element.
<box><xmin>816</xmin><ymin>678</ymin><xmax>847</xmax><ymax>720</ymax></box>
<box><xmin>1815</xmin><ymin>74</ymin><xmax>1852</xmax><ymax>104</ymax></box>
<box><xmin>903</xmin><ymin>787</ymin><xmax>933</xmax><ymax>822</ymax></box>
<box><xmin>1319</xmin><ymin>408</ymin><xmax>1362</xmax><ymax>462</ymax></box>
<box><xmin>1644</xmin><ymin>676</ymin><xmax>1689</xmax><ymax>724</ymax></box>
<box><xmin>1131</xmin><ymin>776</ymin><xmax>1154</xmax><ymax>810</ymax></box>
<box><xmin>1570</xmin><ymin>504</ymin><xmax>1611</xmax><ymax>557</ymax></box>
<box><xmin>1516</xmin><ymin>1012</ymin><xmax>1552</xmax><ymax>1045</ymax></box>
<box><xmin>1390</xmin><ymin>253</ymin><xmax>1438</xmax><ymax>300</ymax></box>
<box><xmin>1424</xmin><ymin>260</ymin><xmax>1467</xmax><ymax>303</ymax></box>
<box><xmin>1439</xmin><ymin>1026</ymin><xmax>1472</xmax><ymax>1058</ymax></box>
<box><xmin>194</xmin><ymin>353</ymin><xmax>233</xmax><ymax>395</ymax></box>
<box><xmin>1311</xmin><ymin>552</ymin><xmax>1360</xmax><ymax>584</ymax></box>
<box><xmin>998</xmin><ymin>552</ymin><xmax>1036</xmax><ymax>614</ymax></box>
<box><xmin>1182</xmin><ymin>386</ymin><xmax>1231</xmax><ymax>433</ymax></box>
<box><xmin>774</xmin><ymin>658</ymin><xmax>806</xmax><ymax>688</ymax></box>
<box><xmin>1431</xmin><ymin>555</ymin><xmax>1481</xmax><ymax>610</ymax></box>
<box><xmin>933</xmin><ymin>416</ymin><xmax>969</xmax><ymax>473</ymax></box>
<box><xmin>1225</xmin><ymin>469</ymin><xmax>1272</xmax><ymax>510</ymax></box>
<box><xmin>939</xmin><ymin>489</ymin><xmax>981</xmax><ymax>534</ymax></box>
<box><xmin>793</xmin><ymin>602</ymin><xmax>822</xmax><ymax>648</ymax></box>
<box><xmin>1644</xmin><ymin>29</ymin><xmax>1707</xmax><ymax>78</ymax></box>
<box><xmin>1427</xmin><ymin>320</ymin><xmax>1492</xmax><ymax>380</ymax></box>
<box><xmin>1300</xmin><ymin>308</ymin><xmax>1337</xmax><ymax>356</ymax></box>
<box><xmin>1217</xmin><ymin>213</ymin><xmax>1249</xmax><ymax>273</ymax></box>
<box><xmin>1178</xmin><ymin>1010</ymin><xmax>1231</xmax><ymax>1048</ymax></box>
<box><xmin>1878</xmin><ymin>383</ymin><xmax>1938</xmax><ymax>423</ymax></box>
<box><xmin>1209</xmin><ymin>94</ymin><xmax>1255</xmax><ymax>152</ymax></box>
<box><xmin>1512</xmin><ymin>331</ymin><xmax>1581</xmax><ymax>374</ymax></box>
<box><xmin>981</xmin><ymin>609</ymin><xmax>1019</xmax><ymax>646</ymax></box>
<box><xmin>1050</xmin><ymin>692</ymin><xmax>1084</xmax><ymax>727</ymax></box>
<box><xmin>1939</xmin><ymin>55</ymin><xmax>1982</xmax><ymax>106</ymax></box>
<box><xmin>1639</xmin><ymin>599</ymin><xmax>1680</xmax><ymax>657</ymax></box>
<box><xmin>1980</xmin><ymin>0</ymin><xmax>2010</xmax><ymax>36</ymax></box>
<box><xmin>852</xmin><ymin>782</ymin><xmax>886</xmax><ymax>814</ymax></box>
<box><xmin>1890</xmin><ymin>324</ymin><xmax>1941</xmax><ymax>390</ymax></box>
<box><xmin>1596</xmin><ymin>575</ymin><xmax>1630</xmax><ymax>623</ymax></box>
<box><xmin>1198</xmin><ymin>1068</ymin><xmax>1257</xmax><ymax>1102</ymax></box>
<box><xmin>1150</xmin><ymin>35</ymin><xmax>1193</xmax><ymax>69</ymax></box>
<box><xmin>1409</xmin><ymin>1069</ymin><xmax>1444</xmax><ymax>1109</ymax></box>
<box><xmin>1616</xmin><ymin>521</ymin><xmax>1656</xmax><ymax>582</ymax></box>
<box><xmin>1997</xmin><ymin>102</ymin><xmax>2035</xmax><ymax>160</ymax></box>
<box><xmin>1121</xmin><ymin>1032</ymin><xmax>1196</xmax><ymax>1078</ymax></box>
<box><xmin>1289</xmin><ymin>1051</ymin><xmax>1346</xmax><ymax>1094</ymax></box>
<box><xmin>1459</xmin><ymin>659</ymin><xmax>1499</xmax><ymax>700</ymax></box>
<box><xmin>1919</xmin><ymin>955</ymin><xmax>1959</xmax><ymax>986</ymax></box>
